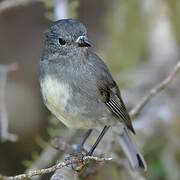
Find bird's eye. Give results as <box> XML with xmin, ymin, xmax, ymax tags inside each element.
<box><xmin>58</xmin><ymin>38</ymin><xmax>66</xmax><ymax>45</ymax></box>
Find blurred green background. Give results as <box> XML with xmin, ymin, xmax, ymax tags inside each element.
<box><xmin>0</xmin><ymin>0</ymin><xmax>180</xmax><ymax>179</ymax></box>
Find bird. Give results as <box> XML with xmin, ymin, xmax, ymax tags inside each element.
<box><xmin>39</xmin><ymin>19</ymin><xmax>147</xmax><ymax>171</ymax></box>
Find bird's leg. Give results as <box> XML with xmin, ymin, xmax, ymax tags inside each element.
<box><xmin>71</xmin><ymin>126</ymin><xmax>110</xmax><ymax>172</ymax></box>
<box><xmin>87</xmin><ymin>125</ymin><xmax>110</xmax><ymax>156</ymax></box>
<box><xmin>80</xmin><ymin>129</ymin><xmax>93</xmax><ymax>147</ymax></box>
<box><xmin>70</xmin><ymin>129</ymin><xmax>93</xmax><ymax>172</ymax></box>
<box><xmin>74</xmin><ymin>129</ymin><xmax>93</xmax><ymax>153</ymax></box>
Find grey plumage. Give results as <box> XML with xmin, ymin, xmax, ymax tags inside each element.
<box><xmin>40</xmin><ymin>19</ymin><xmax>146</xmax><ymax>170</ymax></box>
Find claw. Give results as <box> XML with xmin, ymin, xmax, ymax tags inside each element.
<box><xmin>70</xmin><ymin>151</ymin><xmax>87</xmax><ymax>172</ymax></box>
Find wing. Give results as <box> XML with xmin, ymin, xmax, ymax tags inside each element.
<box><xmin>88</xmin><ymin>52</ymin><xmax>135</xmax><ymax>134</ymax></box>
<box><xmin>98</xmin><ymin>80</ymin><xmax>135</xmax><ymax>134</ymax></box>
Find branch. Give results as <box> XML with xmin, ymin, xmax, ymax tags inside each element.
<box><xmin>0</xmin><ymin>63</ymin><xmax>18</xmax><ymax>142</ymax></box>
<box><xmin>130</xmin><ymin>61</ymin><xmax>180</xmax><ymax>118</ymax></box>
<box><xmin>0</xmin><ymin>0</ymin><xmax>42</xmax><ymax>14</ymax></box>
<box><xmin>0</xmin><ymin>155</ymin><xmax>112</xmax><ymax>180</ymax></box>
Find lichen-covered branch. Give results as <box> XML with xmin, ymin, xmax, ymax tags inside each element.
<box><xmin>0</xmin><ymin>155</ymin><xmax>112</xmax><ymax>180</ymax></box>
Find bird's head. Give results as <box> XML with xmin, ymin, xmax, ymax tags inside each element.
<box><xmin>44</xmin><ymin>19</ymin><xmax>91</xmax><ymax>57</ymax></box>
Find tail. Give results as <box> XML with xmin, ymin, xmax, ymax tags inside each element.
<box><xmin>118</xmin><ymin>128</ymin><xmax>147</xmax><ymax>171</ymax></box>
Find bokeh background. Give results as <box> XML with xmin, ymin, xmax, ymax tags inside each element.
<box><xmin>0</xmin><ymin>0</ymin><xmax>180</xmax><ymax>180</ymax></box>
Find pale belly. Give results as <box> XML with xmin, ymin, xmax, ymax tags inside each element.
<box><xmin>40</xmin><ymin>75</ymin><xmax>112</xmax><ymax>129</ymax></box>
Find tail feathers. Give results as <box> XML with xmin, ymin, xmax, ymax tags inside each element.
<box><xmin>118</xmin><ymin>128</ymin><xmax>147</xmax><ymax>171</ymax></box>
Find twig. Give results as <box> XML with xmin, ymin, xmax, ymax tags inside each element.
<box><xmin>130</xmin><ymin>61</ymin><xmax>180</xmax><ymax>118</ymax></box>
<box><xmin>0</xmin><ymin>63</ymin><xmax>18</xmax><ymax>142</ymax></box>
<box><xmin>83</xmin><ymin>156</ymin><xmax>112</xmax><ymax>162</ymax></box>
<box><xmin>0</xmin><ymin>155</ymin><xmax>112</xmax><ymax>180</ymax></box>
<box><xmin>0</xmin><ymin>0</ymin><xmax>42</xmax><ymax>14</ymax></box>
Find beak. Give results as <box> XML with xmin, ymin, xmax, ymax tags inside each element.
<box><xmin>76</xmin><ymin>36</ymin><xmax>91</xmax><ymax>47</ymax></box>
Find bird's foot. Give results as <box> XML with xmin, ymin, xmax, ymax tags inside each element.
<box><xmin>65</xmin><ymin>145</ymin><xmax>88</xmax><ymax>172</ymax></box>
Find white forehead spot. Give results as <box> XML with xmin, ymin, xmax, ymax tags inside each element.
<box><xmin>75</xmin><ymin>35</ymin><xmax>85</xmax><ymax>42</ymax></box>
